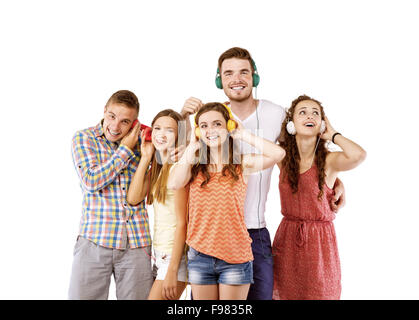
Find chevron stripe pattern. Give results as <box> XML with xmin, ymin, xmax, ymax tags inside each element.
<box><xmin>187</xmin><ymin>171</ymin><xmax>253</xmax><ymax>264</ymax></box>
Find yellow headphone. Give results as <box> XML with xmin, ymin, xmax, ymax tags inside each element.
<box><xmin>194</xmin><ymin>104</ymin><xmax>237</xmax><ymax>139</ymax></box>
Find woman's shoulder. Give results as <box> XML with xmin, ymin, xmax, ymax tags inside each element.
<box><xmin>325</xmin><ymin>151</ymin><xmax>340</xmax><ymax>168</ymax></box>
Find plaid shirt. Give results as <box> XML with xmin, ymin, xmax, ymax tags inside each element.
<box><xmin>71</xmin><ymin>121</ymin><xmax>151</xmax><ymax>249</ymax></box>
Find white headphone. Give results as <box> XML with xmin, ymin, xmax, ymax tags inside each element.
<box><xmin>286</xmin><ymin>119</ymin><xmax>326</xmax><ymax>135</ymax></box>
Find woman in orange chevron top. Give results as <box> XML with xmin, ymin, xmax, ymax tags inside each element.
<box><xmin>168</xmin><ymin>102</ymin><xmax>285</xmax><ymax>300</ymax></box>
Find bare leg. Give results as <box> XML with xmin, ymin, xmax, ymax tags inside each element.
<box><xmin>148</xmin><ymin>280</ymin><xmax>187</xmax><ymax>300</ymax></box>
<box><xmin>219</xmin><ymin>284</ymin><xmax>250</xmax><ymax>300</ymax></box>
<box><xmin>191</xmin><ymin>284</ymin><xmax>219</xmax><ymax>300</ymax></box>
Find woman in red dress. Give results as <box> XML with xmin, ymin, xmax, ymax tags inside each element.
<box><xmin>272</xmin><ymin>95</ymin><xmax>366</xmax><ymax>300</ymax></box>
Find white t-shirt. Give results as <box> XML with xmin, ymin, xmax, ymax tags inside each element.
<box><xmin>231</xmin><ymin>99</ymin><xmax>285</xmax><ymax>229</ymax></box>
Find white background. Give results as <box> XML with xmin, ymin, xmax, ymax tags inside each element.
<box><xmin>0</xmin><ymin>0</ymin><xmax>418</xmax><ymax>299</ymax></box>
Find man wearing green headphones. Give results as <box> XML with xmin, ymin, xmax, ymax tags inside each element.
<box><xmin>180</xmin><ymin>47</ymin><xmax>346</xmax><ymax>300</ymax></box>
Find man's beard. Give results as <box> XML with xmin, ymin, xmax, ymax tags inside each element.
<box><xmin>226</xmin><ymin>90</ymin><xmax>253</xmax><ymax>103</ymax></box>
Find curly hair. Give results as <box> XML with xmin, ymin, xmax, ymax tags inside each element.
<box><xmin>190</xmin><ymin>102</ymin><xmax>242</xmax><ymax>188</ymax></box>
<box><xmin>279</xmin><ymin>95</ymin><xmax>329</xmax><ymax>200</ymax></box>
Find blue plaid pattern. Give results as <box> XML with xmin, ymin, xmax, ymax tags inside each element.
<box><xmin>71</xmin><ymin>121</ymin><xmax>151</xmax><ymax>249</ymax></box>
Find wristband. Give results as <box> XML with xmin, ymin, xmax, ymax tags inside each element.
<box><xmin>332</xmin><ymin>132</ymin><xmax>342</xmax><ymax>144</ymax></box>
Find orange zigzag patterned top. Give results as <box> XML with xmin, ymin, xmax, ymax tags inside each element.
<box><xmin>187</xmin><ymin>170</ymin><xmax>253</xmax><ymax>264</ymax></box>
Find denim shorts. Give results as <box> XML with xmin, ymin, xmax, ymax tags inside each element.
<box><xmin>187</xmin><ymin>247</ymin><xmax>253</xmax><ymax>285</ymax></box>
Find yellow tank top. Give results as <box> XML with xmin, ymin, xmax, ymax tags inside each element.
<box><xmin>153</xmin><ymin>185</ymin><xmax>177</xmax><ymax>254</ymax></box>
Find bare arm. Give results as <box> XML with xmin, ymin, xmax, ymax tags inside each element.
<box><xmin>126</xmin><ymin>159</ymin><xmax>151</xmax><ymax>205</ymax></box>
<box><xmin>326</xmin><ymin>137</ymin><xmax>367</xmax><ymax>172</ymax></box>
<box><xmin>126</xmin><ymin>131</ymin><xmax>154</xmax><ymax>205</ymax></box>
<box><xmin>322</xmin><ymin>116</ymin><xmax>365</xmax><ymax>213</ymax></box>
<box><xmin>166</xmin><ymin>98</ymin><xmax>204</xmax><ymax>189</ymax></box>
<box><xmin>233</xmin><ymin>125</ymin><xmax>285</xmax><ymax>175</ymax></box>
<box><xmin>323</xmin><ymin>116</ymin><xmax>367</xmax><ymax>173</ymax></box>
<box><xmin>162</xmin><ymin>187</ymin><xmax>188</xmax><ymax>300</ymax></box>
<box><xmin>180</xmin><ymin>97</ymin><xmax>203</xmax><ymax>144</ymax></box>
<box><xmin>167</xmin><ymin>130</ymin><xmax>200</xmax><ymax>190</ymax></box>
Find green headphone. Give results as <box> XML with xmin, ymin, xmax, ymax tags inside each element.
<box><xmin>215</xmin><ymin>59</ymin><xmax>260</xmax><ymax>89</ymax></box>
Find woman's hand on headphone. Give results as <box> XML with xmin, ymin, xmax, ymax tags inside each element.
<box><xmin>230</xmin><ymin>120</ymin><xmax>244</xmax><ymax>140</ymax></box>
<box><xmin>169</xmin><ymin>145</ymin><xmax>186</xmax><ymax>163</ymax></box>
<box><xmin>182</xmin><ymin>127</ymin><xmax>200</xmax><ymax>164</ymax></box>
<box><xmin>181</xmin><ymin>97</ymin><xmax>203</xmax><ymax>118</ymax></box>
<box><xmin>320</xmin><ymin>116</ymin><xmax>337</xmax><ymax>141</ymax></box>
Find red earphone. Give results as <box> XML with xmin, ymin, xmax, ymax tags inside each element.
<box><xmin>131</xmin><ymin>119</ymin><xmax>152</xmax><ymax>142</ymax></box>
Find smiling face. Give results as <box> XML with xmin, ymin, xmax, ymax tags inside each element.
<box><xmin>197</xmin><ymin>110</ymin><xmax>229</xmax><ymax>148</ymax></box>
<box><xmin>220</xmin><ymin>58</ymin><xmax>254</xmax><ymax>102</ymax></box>
<box><xmin>103</xmin><ymin>103</ymin><xmax>138</xmax><ymax>142</ymax></box>
<box><xmin>151</xmin><ymin>116</ymin><xmax>178</xmax><ymax>152</ymax></box>
<box><xmin>293</xmin><ymin>100</ymin><xmax>323</xmax><ymax>137</ymax></box>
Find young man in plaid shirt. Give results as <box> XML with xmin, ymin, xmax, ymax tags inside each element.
<box><xmin>69</xmin><ymin>90</ymin><xmax>153</xmax><ymax>299</ymax></box>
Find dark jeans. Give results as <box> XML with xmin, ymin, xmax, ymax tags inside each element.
<box><xmin>247</xmin><ymin>228</ymin><xmax>274</xmax><ymax>300</ymax></box>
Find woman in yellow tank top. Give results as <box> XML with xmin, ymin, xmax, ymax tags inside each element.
<box><xmin>127</xmin><ymin>109</ymin><xmax>188</xmax><ymax>300</ymax></box>
<box><xmin>168</xmin><ymin>102</ymin><xmax>286</xmax><ymax>300</ymax></box>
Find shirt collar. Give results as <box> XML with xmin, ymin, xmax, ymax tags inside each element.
<box><xmin>94</xmin><ymin>120</ymin><xmax>122</xmax><ymax>149</ymax></box>
<box><xmin>94</xmin><ymin>120</ymin><xmax>105</xmax><ymax>137</ymax></box>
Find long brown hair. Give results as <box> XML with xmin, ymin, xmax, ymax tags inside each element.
<box><xmin>190</xmin><ymin>102</ymin><xmax>242</xmax><ymax>188</ymax></box>
<box><xmin>146</xmin><ymin>109</ymin><xmax>184</xmax><ymax>205</ymax></box>
<box><xmin>279</xmin><ymin>95</ymin><xmax>329</xmax><ymax>200</ymax></box>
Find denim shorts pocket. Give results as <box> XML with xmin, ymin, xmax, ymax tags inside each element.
<box><xmin>187</xmin><ymin>247</ymin><xmax>200</xmax><ymax>261</ymax></box>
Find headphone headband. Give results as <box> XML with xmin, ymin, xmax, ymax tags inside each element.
<box><xmin>194</xmin><ymin>103</ymin><xmax>237</xmax><ymax>138</ymax></box>
<box><xmin>194</xmin><ymin>103</ymin><xmax>233</xmax><ymax>126</ymax></box>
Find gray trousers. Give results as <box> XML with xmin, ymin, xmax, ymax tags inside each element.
<box><xmin>68</xmin><ymin>235</ymin><xmax>153</xmax><ymax>300</ymax></box>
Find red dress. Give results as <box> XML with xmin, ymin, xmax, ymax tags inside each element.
<box><xmin>272</xmin><ymin>165</ymin><xmax>341</xmax><ymax>300</ymax></box>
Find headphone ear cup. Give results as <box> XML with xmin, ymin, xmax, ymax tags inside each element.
<box><xmin>251</xmin><ymin>59</ymin><xmax>260</xmax><ymax>87</ymax></box>
<box><xmin>253</xmin><ymin>73</ymin><xmax>260</xmax><ymax>87</ymax></box>
<box><xmin>320</xmin><ymin>120</ymin><xmax>326</xmax><ymax>134</ymax></box>
<box><xmin>216</xmin><ymin>65</ymin><xmax>259</xmax><ymax>88</ymax></box>
<box><xmin>195</xmin><ymin>127</ymin><xmax>201</xmax><ymax>139</ymax></box>
<box><xmin>227</xmin><ymin>119</ymin><xmax>237</xmax><ymax>132</ymax></box>
<box><xmin>286</xmin><ymin>121</ymin><xmax>296</xmax><ymax>135</ymax></box>
<box><xmin>215</xmin><ymin>68</ymin><xmax>223</xmax><ymax>89</ymax></box>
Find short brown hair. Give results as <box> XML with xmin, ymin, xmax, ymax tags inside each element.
<box><xmin>105</xmin><ymin>90</ymin><xmax>140</xmax><ymax>113</ymax></box>
<box><xmin>218</xmin><ymin>47</ymin><xmax>254</xmax><ymax>73</ymax></box>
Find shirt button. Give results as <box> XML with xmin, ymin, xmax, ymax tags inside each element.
<box><xmin>122</xmin><ymin>187</ymin><xmax>125</xmax><ymax>190</ymax></box>
<box><xmin>126</xmin><ymin>220</ymin><xmax>129</xmax><ymax>223</ymax></box>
